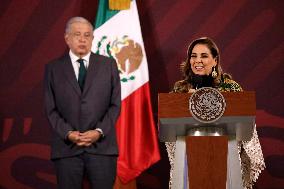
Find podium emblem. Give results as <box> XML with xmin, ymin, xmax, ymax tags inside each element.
<box><xmin>189</xmin><ymin>87</ymin><xmax>226</xmax><ymax>123</ymax></box>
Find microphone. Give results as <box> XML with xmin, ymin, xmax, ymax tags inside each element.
<box><xmin>192</xmin><ymin>74</ymin><xmax>214</xmax><ymax>89</ymax></box>
<box><xmin>192</xmin><ymin>75</ymin><xmax>203</xmax><ymax>89</ymax></box>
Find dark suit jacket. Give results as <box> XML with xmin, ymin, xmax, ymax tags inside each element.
<box><xmin>44</xmin><ymin>52</ymin><xmax>121</xmax><ymax>159</ymax></box>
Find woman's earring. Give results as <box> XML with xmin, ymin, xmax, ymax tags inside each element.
<box><xmin>212</xmin><ymin>67</ymin><xmax>218</xmax><ymax>78</ymax></box>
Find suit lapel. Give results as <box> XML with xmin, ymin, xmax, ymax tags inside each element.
<box><xmin>61</xmin><ymin>54</ymin><xmax>81</xmax><ymax>95</ymax></box>
<box><xmin>83</xmin><ymin>53</ymin><xmax>100</xmax><ymax>95</ymax></box>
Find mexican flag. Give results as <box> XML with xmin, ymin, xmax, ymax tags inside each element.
<box><xmin>92</xmin><ymin>0</ymin><xmax>160</xmax><ymax>184</ymax></box>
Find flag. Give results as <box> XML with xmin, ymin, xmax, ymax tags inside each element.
<box><xmin>92</xmin><ymin>0</ymin><xmax>160</xmax><ymax>183</ymax></box>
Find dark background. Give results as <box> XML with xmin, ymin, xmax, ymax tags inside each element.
<box><xmin>0</xmin><ymin>0</ymin><xmax>283</xmax><ymax>188</ymax></box>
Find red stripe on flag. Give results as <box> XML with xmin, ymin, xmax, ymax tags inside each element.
<box><xmin>116</xmin><ymin>82</ymin><xmax>160</xmax><ymax>183</ymax></box>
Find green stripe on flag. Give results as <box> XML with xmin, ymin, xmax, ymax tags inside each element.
<box><xmin>94</xmin><ymin>0</ymin><xmax>119</xmax><ymax>28</ymax></box>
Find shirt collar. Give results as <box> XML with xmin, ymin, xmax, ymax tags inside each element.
<box><xmin>69</xmin><ymin>50</ymin><xmax>91</xmax><ymax>64</ymax></box>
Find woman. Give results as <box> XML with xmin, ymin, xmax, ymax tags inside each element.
<box><xmin>166</xmin><ymin>37</ymin><xmax>265</xmax><ymax>189</ymax></box>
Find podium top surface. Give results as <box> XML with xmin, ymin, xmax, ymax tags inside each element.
<box><xmin>158</xmin><ymin>91</ymin><xmax>256</xmax><ymax>118</ymax></box>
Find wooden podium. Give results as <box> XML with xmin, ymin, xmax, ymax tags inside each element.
<box><xmin>158</xmin><ymin>92</ymin><xmax>256</xmax><ymax>189</ymax></box>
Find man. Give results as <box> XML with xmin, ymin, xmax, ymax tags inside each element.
<box><xmin>44</xmin><ymin>17</ymin><xmax>121</xmax><ymax>189</ymax></box>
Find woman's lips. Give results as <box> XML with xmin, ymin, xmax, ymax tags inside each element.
<box><xmin>195</xmin><ymin>66</ymin><xmax>204</xmax><ymax>70</ymax></box>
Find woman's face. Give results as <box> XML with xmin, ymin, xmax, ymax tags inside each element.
<box><xmin>190</xmin><ymin>44</ymin><xmax>217</xmax><ymax>75</ymax></box>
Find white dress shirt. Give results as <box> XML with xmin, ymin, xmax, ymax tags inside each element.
<box><xmin>69</xmin><ymin>50</ymin><xmax>91</xmax><ymax>80</ymax></box>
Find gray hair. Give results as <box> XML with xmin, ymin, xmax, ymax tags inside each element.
<box><xmin>65</xmin><ymin>17</ymin><xmax>94</xmax><ymax>34</ymax></box>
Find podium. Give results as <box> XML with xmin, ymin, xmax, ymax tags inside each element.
<box><xmin>158</xmin><ymin>92</ymin><xmax>256</xmax><ymax>189</ymax></box>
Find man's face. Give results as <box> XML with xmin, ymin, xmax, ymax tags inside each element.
<box><xmin>65</xmin><ymin>22</ymin><xmax>93</xmax><ymax>57</ymax></box>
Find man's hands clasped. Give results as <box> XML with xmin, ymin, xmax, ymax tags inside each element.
<box><xmin>68</xmin><ymin>130</ymin><xmax>101</xmax><ymax>146</ymax></box>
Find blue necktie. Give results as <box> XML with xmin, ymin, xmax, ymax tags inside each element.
<box><xmin>77</xmin><ymin>59</ymin><xmax>86</xmax><ymax>91</ymax></box>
